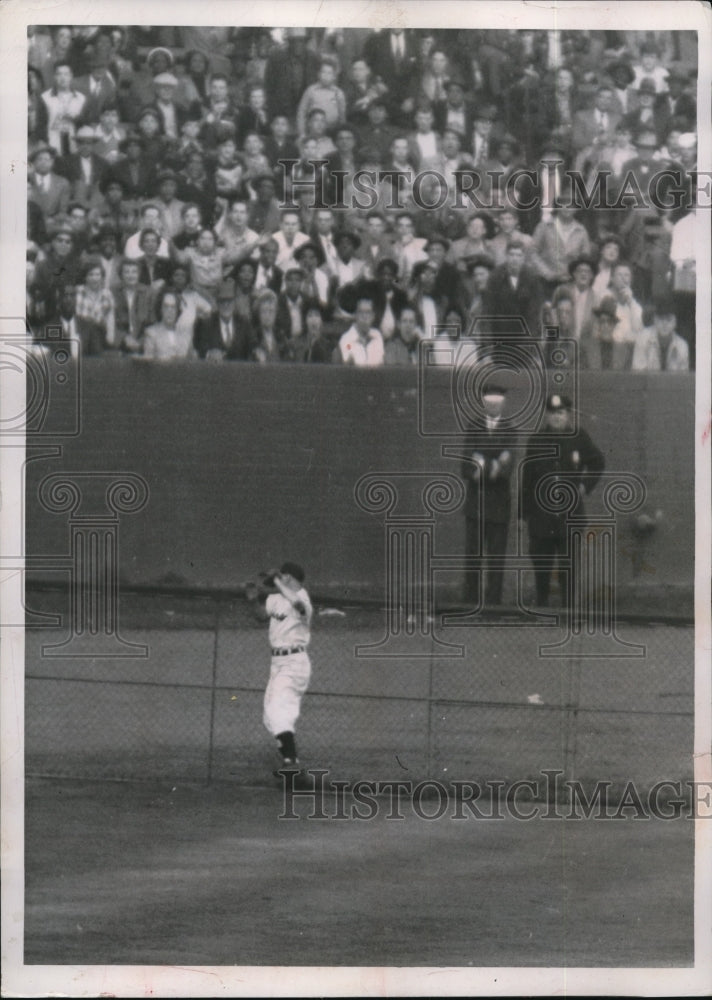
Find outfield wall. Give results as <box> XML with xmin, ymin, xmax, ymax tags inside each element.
<box><xmin>24</xmin><ymin>361</ymin><xmax>695</xmax><ymax>606</ymax></box>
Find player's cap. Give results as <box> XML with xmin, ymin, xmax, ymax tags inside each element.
<box><xmin>153</xmin><ymin>72</ymin><xmax>178</xmax><ymax>87</ymax></box>
<box><xmin>546</xmin><ymin>393</ymin><xmax>572</xmax><ymax>412</ymax></box>
<box><xmin>281</xmin><ymin>561</ymin><xmax>305</xmax><ymax>583</ymax></box>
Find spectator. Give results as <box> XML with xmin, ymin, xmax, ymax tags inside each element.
<box><xmin>237</xmin><ymin>86</ymin><xmax>272</xmax><ymax>144</ymax></box>
<box><xmin>172</xmin><ymin>203</ymin><xmax>204</xmax><ymax>251</ymax></box>
<box><xmin>409</xmin><ymin>259</ymin><xmax>443</xmax><ymax>334</ymax></box>
<box><xmin>74</xmin><ymin>54</ymin><xmax>118</xmax><ymax>124</ymax></box>
<box><xmin>343</xmin><ymin>58</ymin><xmax>388</xmax><ymax>123</ymax></box>
<box><xmin>109</xmin><ymin>133</ymin><xmax>155</xmax><ymax>201</ymax></box>
<box><xmin>531</xmin><ymin>193</ymin><xmax>592</xmax><ymax>291</ymax></box>
<box><xmin>356</xmin><ymin>100</ymin><xmax>399</xmax><ymax>164</ymax></box>
<box><xmin>74</xmin><ymin>257</ymin><xmax>115</xmax><ymax>352</ymax></box>
<box><xmin>277</xmin><ymin>266</ymin><xmax>308</xmax><ymax>339</ymax></box>
<box><xmin>251</xmin><ymin>289</ymin><xmax>288</xmax><ymax>363</ymax></box>
<box><xmin>28</xmin><ymin>67</ymin><xmax>49</xmax><ymax>145</ymax></box>
<box><xmin>296</xmin><ymin>56</ymin><xmax>346</xmax><ymax>137</ymax></box>
<box><xmin>448</xmin><ymin>212</ymin><xmax>496</xmax><ymax>273</ymax></box>
<box><xmin>292</xmin><ymin>242</ymin><xmax>330</xmax><ymax>310</ymax></box>
<box><xmin>142</xmin><ymin>288</ymin><xmax>196</xmax><ymax>360</ymax></box>
<box><xmin>41</xmin><ymin>60</ymin><xmax>86</xmax><ymax>155</ymax></box>
<box><xmin>383</xmin><ymin>304</ymin><xmax>422</xmax><ymax>365</ymax></box>
<box><xmin>631</xmin><ymin>296</ymin><xmax>689</xmax><ymax>371</ymax></box>
<box><xmin>273</xmin><ymin>209</ymin><xmax>310</xmax><ymax>270</ymax></box>
<box><xmin>33</xmin><ymin>226</ymin><xmax>80</xmax><ymax>308</ymax></box>
<box><xmin>332</xmin><ymin>231</ymin><xmax>365</xmax><ymax>290</ymax></box>
<box><xmin>93</xmin><ymin>104</ymin><xmax>126</xmax><ymax>164</ymax></box>
<box><xmin>488</xmin><ymin>207</ymin><xmax>532</xmax><ymax>267</ymax></box>
<box><xmin>194</xmin><ymin>278</ymin><xmax>252</xmax><ymax>360</ymax></box>
<box><xmin>464</xmin><ymin>254</ymin><xmax>495</xmax><ymax>330</ymax></box>
<box><xmin>433</xmin><ymin>79</ymin><xmax>474</xmax><ymax>139</ymax></box>
<box><xmin>551</xmin><ymin>257</ymin><xmax>598</xmax><ymax>368</ymax></box>
<box><xmin>154</xmin><ymin>169</ymin><xmax>185</xmax><ymax>240</ymax></box>
<box><xmin>407</xmin><ymin>104</ymin><xmax>442</xmax><ymax>170</ymax></box>
<box><xmin>253</xmin><ymin>238</ymin><xmax>283</xmax><ymax>294</ymax></box>
<box><xmin>170</xmin><ymin>262</ymin><xmax>213</xmax><ymax>340</ymax></box>
<box><xmin>336</xmin><ymin>296</ymin><xmax>385</xmax><ymax>366</ymax></box>
<box><xmin>392</xmin><ymin>211</ymin><xmax>428</xmax><ymax>285</ymax></box>
<box><xmin>214</xmin><ymin>197</ymin><xmax>260</xmax><ymax>261</ymax></box>
<box><xmin>112</xmin><ymin>257</ymin><xmax>153</xmax><ymax>353</ymax></box>
<box><xmin>123</xmin><ymin>203</ymin><xmax>171</xmax><ymax>258</ymax></box>
<box><xmin>484</xmin><ymin>237</ymin><xmax>544</xmax><ymax>341</ymax></box>
<box><xmin>592</xmin><ymin>234</ymin><xmax>623</xmax><ymax>304</ymax></box>
<box><xmin>283</xmin><ymin>300</ymin><xmax>333</xmax><ymax>363</ymax></box>
<box><xmin>175</xmin><ymin>150</ymin><xmax>216</xmax><ymax>222</ymax></box>
<box><xmin>136</xmin><ymin>227</ymin><xmax>172</xmax><ymax>289</ymax></box>
<box><xmin>610</xmin><ymin>260</ymin><xmax>644</xmax><ymax>368</ymax></box>
<box><xmin>93</xmin><ymin>224</ymin><xmax>123</xmax><ymax>291</ymax></box>
<box><xmin>28</xmin><ymin>145</ymin><xmax>71</xmax><ymax>222</ymax></box>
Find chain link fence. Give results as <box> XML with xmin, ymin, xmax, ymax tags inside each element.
<box><xmin>25</xmin><ymin>590</ymin><xmax>693</xmax><ymax>795</ymax></box>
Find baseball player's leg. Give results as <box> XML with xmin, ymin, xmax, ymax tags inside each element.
<box><xmin>263</xmin><ymin>655</ymin><xmax>311</xmax><ymax>764</ymax></box>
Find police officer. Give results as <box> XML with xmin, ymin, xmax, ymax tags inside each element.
<box><xmin>520</xmin><ymin>393</ymin><xmax>605</xmax><ymax>608</ymax></box>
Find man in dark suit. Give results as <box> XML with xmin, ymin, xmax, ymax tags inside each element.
<box><xmin>264</xmin><ymin>32</ymin><xmax>320</xmax><ymax>120</ymax></box>
<box><xmin>74</xmin><ymin>56</ymin><xmax>117</xmax><ymax>124</ymax></box>
<box><xmin>483</xmin><ymin>237</ymin><xmax>544</xmax><ymax>343</ymax></box>
<box><xmin>362</xmin><ymin>28</ymin><xmax>419</xmax><ymax>124</ymax></box>
<box><xmin>109</xmin><ymin>133</ymin><xmax>155</xmax><ymax>200</ymax></box>
<box><xmin>28</xmin><ymin>145</ymin><xmax>71</xmax><ymax>222</ymax></box>
<box><xmin>433</xmin><ymin>79</ymin><xmax>475</xmax><ymax>140</ymax></box>
<box><xmin>655</xmin><ymin>66</ymin><xmax>696</xmax><ymax>131</ymax></box>
<box><xmin>356</xmin><ymin>101</ymin><xmax>400</xmax><ymax>165</ymax></box>
<box><xmin>55</xmin><ymin>125</ymin><xmax>107</xmax><ymax>202</ymax></box>
<box><xmin>461</xmin><ymin>382</ymin><xmax>516</xmax><ymax>607</ymax></box>
<box><xmin>194</xmin><ymin>279</ymin><xmax>252</xmax><ymax>360</ymax></box>
<box><xmin>520</xmin><ymin>393</ymin><xmax>605</xmax><ymax>608</ymax></box>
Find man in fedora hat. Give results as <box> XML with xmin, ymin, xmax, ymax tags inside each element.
<box><xmin>28</xmin><ymin>144</ymin><xmax>71</xmax><ymax>221</ymax></box>
<box><xmin>74</xmin><ymin>53</ymin><xmax>117</xmax><ymax>124</ymax></box>
<box><xmin>622</xmin><ymin>80</ymin><xmax>669</xmax><ymax>146</ymax></box>
<box><xmin>194</xmin><ymin>277</ymin><xmax>252</xmax><ymax>361</ymax></box>
<box><xmin>655</xmin><ymin>66</ymin><xmax>696</xmax><ymax>131</ymax></box>
<box><xmin>55</xmin><ymin>123</ymin><xmax>108</xmax><ymax>204</ymax></box>
<box><xmin>150</xmin><ymin>71</ymin><xmax>183</xmax><ymax>140</ymax></box>
<box><xmin>520</xmin><ymin>393</ymin><xmax>605</xmax><ymax>610</ymax></box>
<box><xmin>461</xmin><ymin>380</ymin><xmax>516</xmax><ymax>607</ymax></box>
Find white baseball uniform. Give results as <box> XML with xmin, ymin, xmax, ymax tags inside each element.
<box><xmin>262</xmin><ymin>587</ymin><xmax>313</xmax><ymax>737</ymax></box>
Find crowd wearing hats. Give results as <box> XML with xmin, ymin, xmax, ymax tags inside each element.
<box><xmin>26</xmin><ymin>26</ymin><xmax>696</xmax><ymax>368</ymax></box>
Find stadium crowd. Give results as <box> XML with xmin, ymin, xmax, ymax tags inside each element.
<box><xmin>26</xmin><ymin>26</ymin><xmax>698</xmax><ymax>370</ymax></box>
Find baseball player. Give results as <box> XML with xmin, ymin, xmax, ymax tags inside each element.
<box><xmin>245</xmin><ymin>562</ymin><xmax>313</xmax><ymax>776</ymax></box>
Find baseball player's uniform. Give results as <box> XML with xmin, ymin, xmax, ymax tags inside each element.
<box><xmin>262</xmin><ymin>575</ymin><xmax>313</xmax><ymax>767</ymax></box>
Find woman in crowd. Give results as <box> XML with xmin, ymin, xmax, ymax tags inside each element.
<box><xmin>251</xmin><ymin>289</ymin><xmax>287</xmax><ymax>362</ymax></box>
<box><xmin>142</xmin><ymin>288</ymin><xmax>196</xmax><ymax>360</ymax></box>
<box><xmin>74</xmin><ymin>257</ymin><xmax>115</xmax><ymax>352</ymax></box>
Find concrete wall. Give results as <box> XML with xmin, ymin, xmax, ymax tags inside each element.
<box><xmin>24</xmin><ymin>360</ymin><xmax>694</xmax><ymax>606</ymax></box>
